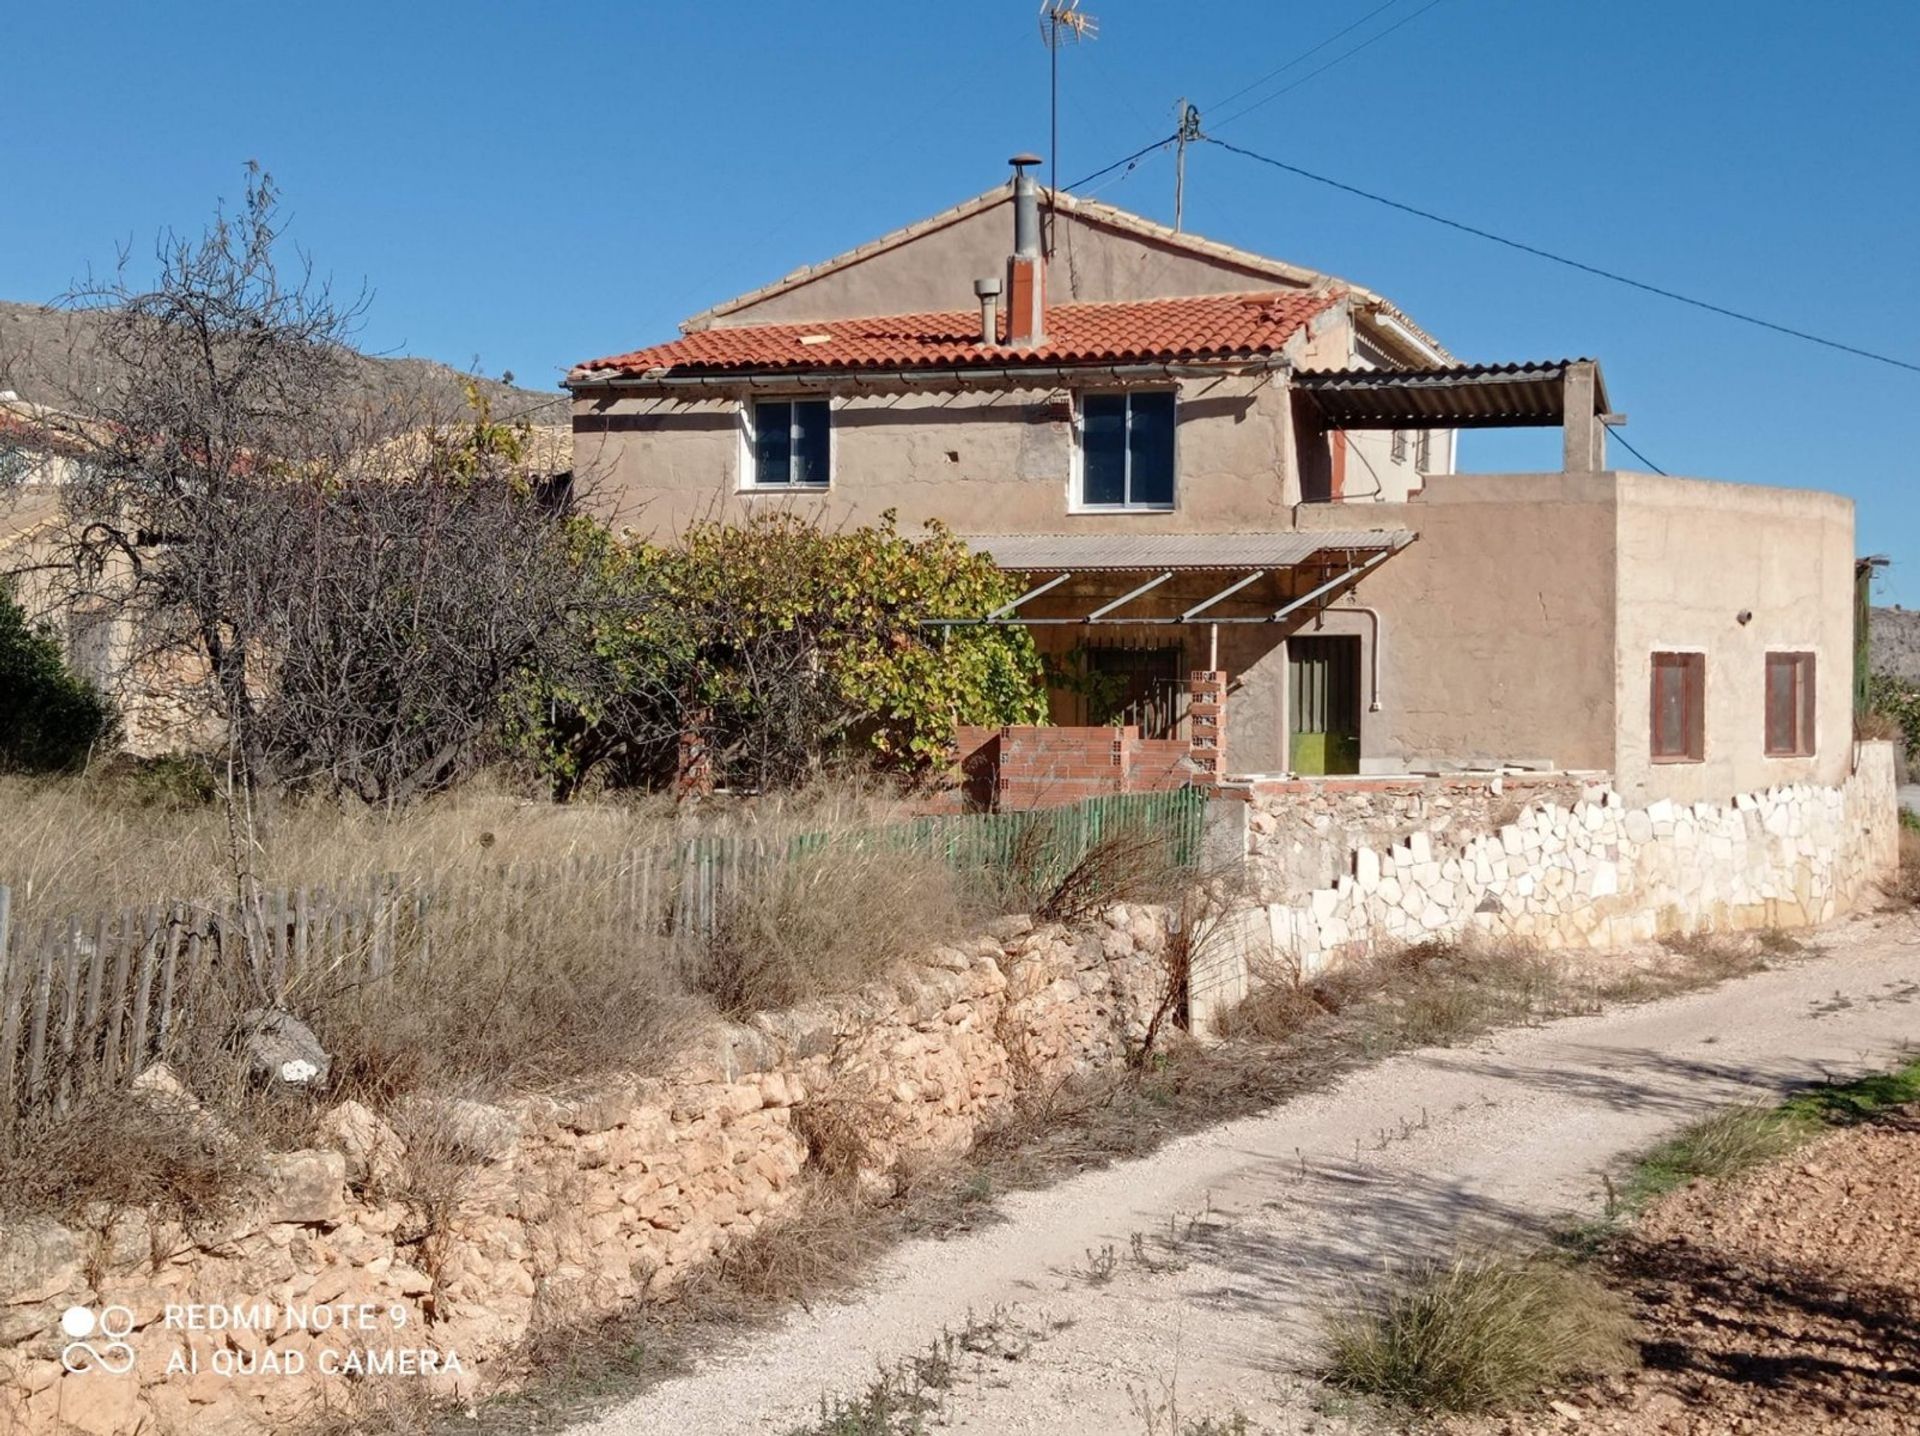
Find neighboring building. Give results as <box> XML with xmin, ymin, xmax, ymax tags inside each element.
<box><xmin>567</xmin><ymin>158</ymin><xmax>1859</xmax><ymax>805</ymax></box>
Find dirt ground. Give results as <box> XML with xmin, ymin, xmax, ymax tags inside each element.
<box><xmin>1482</xmin><ymin>1111</ymin><xmax>1920</xmax><ymax>1436</ymax></box>
<box><xmin>569</xmin><ymin>910</ymin><xmax>1920</xmax><ymax>1436</ymax></box>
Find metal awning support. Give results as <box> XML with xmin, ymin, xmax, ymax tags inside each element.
<box><xmin>920</xmin><ymin>533</ymin><xmax>1415</xmax><ymax>627</ymax></box>
<box><xmin>1270</xmin><ymin>546</ymin><xmax>1398</xmax><ymax>623</ymax></box>
<box><xmin>985</xmin><ymin>570</ymin><xmax>1072</xmax><ymax>620</ymax></box>
<box><xmin>1085</xmin><ymin>571</ymin><xmax>1174</xmax><ymax>621</ymax></box>
<box><xmin>1180</xmin><ymin>571</ymin><xmax>1266</xmax><ymax>622</ymax></box>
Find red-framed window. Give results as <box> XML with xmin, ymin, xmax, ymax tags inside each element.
<box><xmin>1650</xmin><ymin>651</ymin><xmax>1705</xmax><ymax>763</ymax></box>
<box><xmin>1764</xmin><ymin>651</ymin><xmax>1816</xmax><ymax>757</ymax></box>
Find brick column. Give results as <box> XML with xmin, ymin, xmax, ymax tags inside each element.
<box><xmin>1188</xmin><ymin>670</ymin><xmax>1227</xmax><ymax>787</ymax></box>
<box><xmin>674</xmin><ymin>709</ymin><xmax>714</xmax><ymax>804</ymax></box>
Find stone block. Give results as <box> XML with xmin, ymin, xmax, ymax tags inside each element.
<box><xmin>260</xmin><ymin>1150</ymin><xmax>347</xmax><ymax>1226</ymax></box>
<box><xmin>0</xmin><ymin>1218</ymin><xmax>80</xmax><ymax>1308</ymax></box>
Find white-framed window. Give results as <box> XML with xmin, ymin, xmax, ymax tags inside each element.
<box><xmin>1390</xmin><ymin>428</ymin><xmax>1408</xmax><ymax>463</ymax></box>
<box><xmin>1076</xmin><ymin>389</ymin><xmax>1175</xmax><ymax>510</ymax></box>
<box><xmin>745</xmin><ymin>397</ymin><xmax>830</xmax><ymax>488</ymax></box>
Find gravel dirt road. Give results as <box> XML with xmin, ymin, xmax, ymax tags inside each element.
<box><xmin>573</xmin><ymin>910</ymin><xmax>1920</xmax><ymax>1436</ymax></box>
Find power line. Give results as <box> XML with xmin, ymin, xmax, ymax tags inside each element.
<box><xmin>1203</xmin><ymin>135</ymin><xmax>1920</xmax><ymax>376</ymax></box>
<box><xmin>1205</xmin><ymin>0</ymin><xmax>1410</xmax><ymax>115</ymax></box>
<box><xmin>1058</xmin><ymin>0</ymin><xmax>1440</xmax><ymax>209</ymax></box>
<box><xmin>1209</xmin><ymin>0</ymin><xmax>1453</xmax><ymax>132</ymax></box>
<box><xmin>1063</xmin><ymin>132</ymin><xmax>1179</xmax><ymax>192</ymax></box>
<box><xmin>1607</xmin><ymin>426</ymin><xmax>1667</xmax><ymax>475</ymax></box>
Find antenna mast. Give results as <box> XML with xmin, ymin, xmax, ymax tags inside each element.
<box><xmin>1173</xmin><ymin>99</ymin><xmax>1201</xmax><ymax>231</ymax></box>
<box><xmin>1039</xmin><ymin>1</ymin><xmax>1097</xmax><ymax>255</ymax></box>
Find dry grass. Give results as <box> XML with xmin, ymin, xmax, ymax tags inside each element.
<box><xmin>1892</xmin><ymin>826</ymin><xmax>1920</xmax><ymax>907</ymax></box>
<box><xmin>1011</xmin><ymin>819</ymin><xmax>1188</xmax><ymax>927</ymax></box>
<box><xmin>1215</xmin><ymin>936</ymin><xmax>1575</xmax><ymax>1053</ymax></box>
<box><xmin>0</xmin><ymin>765</ymin><xmax>928</xmax><ymax>922</ymax></box>
<box><xmin>1322</xmin><ymin>1253</ymin><xmax>1637</xmax><ymax>1414</ymax></box>
<box><xmin>309</xmin><ymin>888</ymin><xmax>702</xmax><ymax>1104</ymax></box>
<box><xmin>0</xmin><ymin>1084</ymin><xmax>260</xmax><ymax>1225</ymax></box>
<box><xmin>0</xmin><ymin>773</ymin><xmax>995</xmax><ymax>1221</ymax></box>
<box><xmin>1857</xmin><ymin>709</ymin><xmax>1905</xmax><ymax>743</ymax></box>
<box><xmin>690</xmin><ymin>843</ymin><xmax>983</xmax><ymax>1018</ymax></box>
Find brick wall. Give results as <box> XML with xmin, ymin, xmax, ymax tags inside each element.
<box><xmin>942</xmin><ymin>670</ymin><xmax>1228</xmax><ymax>812</ymax></box>
<box><xmin>944</xmin><ymin>723</ymin><xmax>1200</xmax><ymax>812</ymax></box>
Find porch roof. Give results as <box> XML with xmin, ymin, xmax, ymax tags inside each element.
<box><xmin>936</xmin><ymin>529</ymin><xmax>1415</xmax><ymax>627</ymax></box>
<box><xmin>1293</xmin><ymin>360</ymin><xmax>1610</xmax><ymax>429</ymax></box>
<box><xmin>962</xmin><ymin>528</ymin><xmax>1411</xmax><ymax>573</ymax></box>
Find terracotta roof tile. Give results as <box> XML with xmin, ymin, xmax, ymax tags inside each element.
<box><xmin>569</xmin><ymin>290</ymin><xmax>1341</xmax><ymax>383</ymax></box>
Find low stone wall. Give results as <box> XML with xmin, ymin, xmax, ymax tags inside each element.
<box><xmin>1258</xmin><ymin>743</ymin><xmax>1898</xmax><ymax>984</ymax></box>
<box><xmin>0</xmin><ymin>909</ymin><xmax>1168</xmax><ymax>1435</ymax></box>
<box><xmin>1239</xmin><ymin>771</ymin><xmax>1604</xmax><ymax>902</ymax></box>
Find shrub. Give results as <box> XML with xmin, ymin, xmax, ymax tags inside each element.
<box><xmin>0</xmin><ymin>588</ymin><xmax>116</xmax><ymax>771</ymax></box>
<box><xmin>526</xmin><ymin>511</ymin><xmax>1049</xmax><ymax>796</ymax></box>
<box><xmin>1323</xmin><ymin>1254</ymin><xmax>1636</xmax><ymax>1413</ymax></box>
<box><xmin>1866</xmin><ymin>670</ymin><xmax>1920</xmax><ymax>759</ymax></box>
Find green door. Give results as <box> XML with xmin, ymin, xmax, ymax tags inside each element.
<box><xmin>1289</xmin><ymin>636</ymin><xmax>1361</xmax><ymax>775</ymax></box>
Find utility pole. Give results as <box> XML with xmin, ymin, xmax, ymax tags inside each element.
<box><xmin>1173</xmin><ymin>99</ymin><xmax>1202</xmax><ymax>232</ymax></box>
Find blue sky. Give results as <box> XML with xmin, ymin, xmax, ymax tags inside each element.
<box><xmin>5</xmin><ymin>2</ymin><xmax>1916</xmax><ymax>598</ymax></box>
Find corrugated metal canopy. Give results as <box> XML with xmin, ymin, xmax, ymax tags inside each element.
<box><xmin>963</xmin><ymin>529</ymin><xmax>1412</xmax><ymax>572</ymax></box>
<box><xmin>1294</xmin><ymin>360</ymin><xmax>1607</xmax><ymax>429</ymax></box>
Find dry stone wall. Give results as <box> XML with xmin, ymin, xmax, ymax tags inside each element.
<box><xmin>1263</xmin><ymin>743</ymin><xmax>1899</xmax><ymax>980</ymax></box>
<box><xmin>0</xmin><ymin>909</ymin><xmax>1167</xmax><ymax>1436</ymax></box>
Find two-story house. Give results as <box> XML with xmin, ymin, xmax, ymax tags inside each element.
<box><xmin>567</xmin><ymin>157</ymin><xmax>1858</xmax><ymax>805</ymax></box>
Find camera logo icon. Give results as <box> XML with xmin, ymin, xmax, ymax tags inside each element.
<box><xmin>59</xmin><ymin>1306</ymin><xmax>137</xmax><ymax>1375</ymax></box>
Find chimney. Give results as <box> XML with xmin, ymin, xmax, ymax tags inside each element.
<box><xmin>973</xmin><ymin>276</ymin><xmax>1002</xmax><ymax>345</ymax></box>
<box><xmin>1006</xmin><ymin>153</ymin><xmax>1045</xmax><ymax>347</ymax></box>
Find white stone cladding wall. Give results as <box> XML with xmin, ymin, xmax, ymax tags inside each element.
<box><xmin>1263</xmin><ymin>743</ymin><xmax>1899</xmax><ymax>977</ymax></box>
<box><xmin>1242</xmin><ymin>772</ymin><xmax>1603</xmax><ymax>902</ymax></box>
<box><xmin>0</xmin><ymin>908</ymin><xmax>1167</xmax><ymax>1436</ymax></box>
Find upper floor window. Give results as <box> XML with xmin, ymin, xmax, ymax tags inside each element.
<box><xmin>1079</xmin><ymin>390</ymin><xmax>1175</xmax><ymax>510</ymax></box>
<box><xmin>1764</xmin><ymin>651</ymin><xmax>1816</xmax><ymax>756</ymax></box>
<box><xmin>748</xmin><ymin>398</ymin><xmax>830</xmax><ymax>488</ymax></box>
<box><xmin>1390</xmin><ymin>428</ymin><xmax>1408</xmax><ymax>463</ymax></box>
<box><xmin>1650</xmin><ymin>650</ymin><xmax>1705</xmax><ymax>763</ymax></box>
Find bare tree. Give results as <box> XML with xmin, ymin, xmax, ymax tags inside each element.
<box><xmin>0</xmin><ymin>170</ymin><xmax>601</xmax><ymax>993</ymax></box>
<box><xmin>16</xmin><ymin>167</ymin><xmax>362</xmax><ymax>795</ymax></box>
<box><xmin>253</xmin><ymin>410</ymin><xmax>594</xmax><ymax>806</ymax></box>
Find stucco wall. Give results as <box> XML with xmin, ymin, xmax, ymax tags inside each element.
<box><xmin>1610</xmin><ymin>474</ymin><xmax>1856</xmax><ymax>804</ymax></box>
<box><xmin>574</xmin><ymin>369</ymin><xmax>1318</xmax><ymax>538</ymax></box>
<box><xmin>1296</xmin><ymin>472</ymin><xmax>1622</xmax><ymax>775</ymax></box>
<box><xmin>704</xmin><ymin>194</ymin><xmax>1323</xmax><ymax>327</ymax></box>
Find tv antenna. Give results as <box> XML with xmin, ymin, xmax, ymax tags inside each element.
<box><xmin>1040</xmin><ymin>1</ymin><xmax>1098</xmax><ymax>254</ymax></box>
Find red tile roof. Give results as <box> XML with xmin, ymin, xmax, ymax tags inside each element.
<box><xmin>0</xmin><ymin>409</ymin><xmax>86</xmax><ymax>458</ymax></box>
<box><xmin>570</xmin><ymin>290</ymin><xmax>1341</xmax><ymax>383</ymax></box>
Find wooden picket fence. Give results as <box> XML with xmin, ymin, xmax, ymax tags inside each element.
<box><xmin>0</xmin><ymin>787</ymin><xmax>1206</xmax><ymax>1138</ymax></box>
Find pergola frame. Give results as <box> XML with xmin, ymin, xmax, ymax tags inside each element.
<box><xmin>924</xmin><ymin>541</ymin><xmax>1407</xmax><ymax>628</ymax></box>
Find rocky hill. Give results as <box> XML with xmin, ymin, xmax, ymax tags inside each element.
<box><xmin>0</xmin><ymin>299</ymin><xmax>566</xmax><ymax>426</ymax></box>
<box><xmin>1871</xmin><ymin>606</ymin><xmax>1920</xmax><ymax>682</ymax></box>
